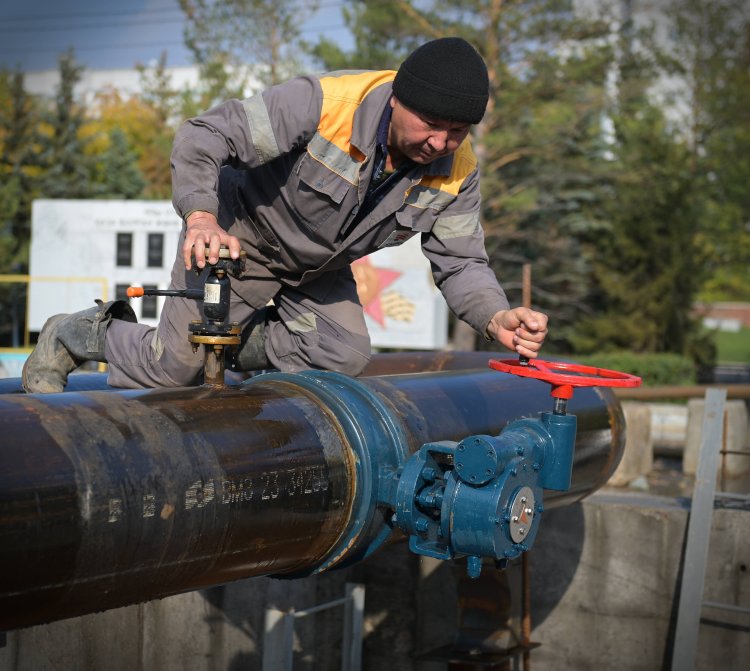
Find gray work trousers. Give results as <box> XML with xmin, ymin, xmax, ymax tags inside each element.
<box><xmin>103</xmin><ymin>252</ymin><xmax>372</xmax><ymax>389</ymax></box>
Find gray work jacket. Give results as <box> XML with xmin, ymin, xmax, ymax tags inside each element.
<box><xmin>171</xmin><ymin>70</ymin><xmax>509</xmax><ymax>334</ymax></box>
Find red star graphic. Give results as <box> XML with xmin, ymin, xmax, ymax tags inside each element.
<box><xmin>351</xmin><ymin>258</ymin><xmax>402</xmax><ymax>326</ymax></box>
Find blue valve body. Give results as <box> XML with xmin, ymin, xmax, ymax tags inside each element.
<box><xmin>391</xmin><ymin>411</ymin><xmax>577</xmax><ymax>576</ymax></box>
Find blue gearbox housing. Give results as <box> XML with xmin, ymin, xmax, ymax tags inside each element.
<box><xmin>389</xmin><ymin>411</ymin><xmax>578</xmax><ymax>578</ymax></box>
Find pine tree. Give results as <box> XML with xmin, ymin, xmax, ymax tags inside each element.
<box><xmin>667</xmin><ymin>0</ymin><xmax>750</xmax><ymax>301</ymax></box>
<box><xmin>569</xmin><ymin>25</ymin><xmax>713</xmax><ymax>366</ymax></box>
<box><xmin>96</xmin><ymin>129</ymin><xmax>146</xmax><ymax>199</ymax></box>
<box><xmin>574</xmin><ymin>103</ymin><xmax>707</xmax><ymax>353</ymax></box>
<box><xmin>38</xmin><ymin>50</ymin><xmax>99</xmax><ymax>199</ymax></box>
<box><xmin>308</xmin><ymin>0</ymin><xmax>434</xmax><ymax>70</ymax></box>
<box><xmin>0</xmin><ymin>69</ymin><xmax>45</xmax><ymax>345</ymax></box>
<box><xmin>0</xmin><ymin>69</ymin><xmax>43</xmax><ymax>270</ymax></box>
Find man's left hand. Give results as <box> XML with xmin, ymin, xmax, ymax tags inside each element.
<box><xmin>487</xmin><ymin>308</ymin><xmax>549</xmax><ymax>358</ymax></box>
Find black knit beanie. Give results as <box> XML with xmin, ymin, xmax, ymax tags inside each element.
<box><xmin>392</xmin><ymin>37</ymin><xmax>489</xmax><ymax>124</ymax></box>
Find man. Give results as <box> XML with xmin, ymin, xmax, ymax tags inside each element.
<box><xmin>23</xmin><ymin>37</ymin><xmax>548</xmax><ymax>393</ymax></box>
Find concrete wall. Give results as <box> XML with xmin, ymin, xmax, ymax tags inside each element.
<box><xmin>529</xmin><ymin>493</ymin><xmax>749</xmax><ymax>671</ymax></box>
<box><xmin>2</xmin><ymin>492</ymin><xmax>747</xmax><ymax>671</ymax></box>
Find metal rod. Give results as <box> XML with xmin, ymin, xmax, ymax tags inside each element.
<box><xmin>342</xmin><ymin>583</ymin><xmax>365</xmax><ymax>671</ymax></box>
<box><xmin>521</xmin><ymin>262</ymin><xmax>533</xmax><ymax>671</ymax></box>
<box><xmin>714</xmin><ymin>491</ymin><xmax>750</xmax><ymax>502</ymax></box>
<box><xmin>522</xmin><ymin>263</ymin><xmax>532</xmax><ymax>310</ymax></box>
<box><xmin>262</xmin><ymin>608</ymin><xmax>293</xmax><ymax>671</ymax></box>
<box><xmin>671</xmin><ymin>389</ymin><xmax>727</xmax><ymax>671</ymax></box>
<box><xmin>522</xmin><ymin>553</ymin><xmax>531</xmax><ymax>671</ymax></box>
<box><xmin>137</xmin><ymin>288</ymin><xmax>203</xmax><ymax>298</ymax></box>
<box><xmin>702</xmin><ymin>601</ymin><xmax>750</xmax><ymax>615</ymax></box>
<box><xmin>613</xmin><ymin>384</ymin><xmax>750</xmax><ymax>400</ymax></box>
<box><xmin>294</xmin><ymin>597</ymin><xmax>349</xmax><ymax>618</ymax></box>
<box><xmin>261</xmin><ymin>583</ymin><xmax>364</xmax><ymax>671</ymax></box>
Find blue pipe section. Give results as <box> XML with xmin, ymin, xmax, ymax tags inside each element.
<box><xmin>250</xmin><ymin>371</ymin><xmax>579</xmax><ymax>580</ymax></box>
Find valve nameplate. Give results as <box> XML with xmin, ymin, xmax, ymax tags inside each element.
<box><xmin>508</xmin><ymin>486</ymin><xmax>536</xmax><ymax>543</ymax></box>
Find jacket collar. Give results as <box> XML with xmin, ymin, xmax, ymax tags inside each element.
<box><xmin>350</xmin><ymin>78</ymin><xmax>455</xmax><ymax>178</ymax></box>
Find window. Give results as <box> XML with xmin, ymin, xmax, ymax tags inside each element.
<box><xmin>147</xmin><ymin>233</ymin><xmax>164</xmax><ymax>268</ymax></box>
<box><xmin>142</xmin><ymin>285</ymin><xmax>158</xmax><ymax>319</ymax></box>
<box><xmin>115</xmin><ymin>284</ymin><xmax>131</xmax><ymax>301</ymax></box>
<box><xmin>116</xmin><ymin>233</ymin><xmax>133</xmax><ymax>267</ymax></box>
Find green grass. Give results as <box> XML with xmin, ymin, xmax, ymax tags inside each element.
<box><xmin>715</xmin><ymin>327</ymin><xmax>750</xmax><ymax>364</ymax></box>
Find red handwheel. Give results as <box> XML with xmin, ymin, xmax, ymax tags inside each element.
<box><xmin>488</xmin><ymin>358</ymin><xmax>642</xmax><ymax>402</ymax></box>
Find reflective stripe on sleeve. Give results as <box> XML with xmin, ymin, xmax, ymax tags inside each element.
<box><xmin>242</xmin><ymin>94</ymin><xmax>281</xmax><ymax>164</ymax></box>
<box><xmin>432</xmin><ymin>212</ymin><xmax>481</xmax><ymax>240</ymax></box>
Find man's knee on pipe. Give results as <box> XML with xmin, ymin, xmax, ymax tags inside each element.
<box><xmin>262</xmin><ymin>309</ymin><xmax>371</xmax><ymax>377</ymax></box>
<box><xmin>104</xmin><ymin>294</ymin><xmax>207</xmax><ymax>389</ymax></box>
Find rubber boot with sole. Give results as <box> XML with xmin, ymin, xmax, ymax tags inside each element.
<box><xmin>22</xmin><ymin>299</ymin><xmax>137</xmax><ymax>393</ymax></box>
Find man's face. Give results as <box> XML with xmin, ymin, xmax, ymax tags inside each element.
<box><xmin>388</xmin><ymin>97</ymin><xmax>472</xmax><ymax>165</ymax></box>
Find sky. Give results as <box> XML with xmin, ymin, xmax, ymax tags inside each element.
<box><xmin>0</xmin><ymin>0</ymin><xmax>353</xmax><ymax>73</ymax></box>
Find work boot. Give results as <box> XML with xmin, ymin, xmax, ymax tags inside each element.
<box><xmin>22</xmin><ymin>299</ymin><xmax>137</xmax><ymax>393</ymax></box>
<box><xmin>230</xmin><ymin>307</ymin><xmax>273</xmax><ymax>372</ymax></box>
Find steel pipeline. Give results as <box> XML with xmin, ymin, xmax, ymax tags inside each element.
<box><xmin>0</xmin><ymin>357</ymin><xmax>624</xmax><ymax>630</ymax></box>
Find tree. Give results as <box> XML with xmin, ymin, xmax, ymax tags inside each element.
<box><xmin>565</xmin><ymin>18</ymin><xmax>714</xmax><ymax>366</ymax></box>
<box><xmin>0</xmin><ymin>69</ymin><xmax>46</xmax><ymax>345</ymax></box>
<box><xmin>95</xmin><ymin>129</ymin><xmax>146</xmax><ymax>199</ymax></box>
<box><xmin>572</xmin><ymin>102</ymin><xmax>709</xmax><ymax>360</ymax></box>
<box><xmin>37</xmin><ymin>50</ymin><xmax>99</xmax><ymax>199</ymax></box>
<box><xmin>476</xmin><ymin>3</ymin><xmax>615</xmax><ymax>351</ymax></box>
<box><xmin>136</xmin><ymin>52</ymin><xmax>181</xmax><ymax>127</ymax></box>
<box><xmin>308</xmin><ymin>0</ymin><xmax>436</xmax><ymax>70</ymax></box>
<box><xmin>178</xmin><ymin>0</ymin><xmax>320</xmax><ymax>89</ymax></box>
<box><xmin>666</xmin><ymin>0</ymin><xmax>750</xmax><ymax>301</ymax></box>
<box><xmin>0</xmin><ymin>68</ymin><xmax>43</xmax><ymax>271</ymax></box>
<box><xmin>90</xmin><ymin>85</ymin><xmax>174</xmax><ymax>199</ymax></box>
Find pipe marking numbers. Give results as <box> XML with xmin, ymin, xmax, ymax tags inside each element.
<box><xmin>143</xmin><ymin>494</ymin><xmax>156</xmax><ymax>518</ymax></box>
<box><xmin>108</xmin><ymin>498</ymin><xmax>122</xmax><ymax>523</ymax></box>
<box><xmin>105</xmin><ymin>465</ymin><xmax>329</xmax><ymax>523</ymax></box>
<box><xmin>185</xmin><ymin>479</ymin><xmax>216</xmax><ymax>510</ymax></box>
<box><xmin>261</xmin><ymin>473</ymin><xmax>280</xmax><ymax>500</ymax></box>
<box><xmin>222</xmin><ymin>478</ymin><xmax>254</xmax><ymax>504</ymax></box>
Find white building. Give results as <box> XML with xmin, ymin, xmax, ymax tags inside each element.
<box><xmin>28</xmin><ymin>200</ymin><xmax>183</xmax><ymax>330</ymax></box>
<box><xmin>23</xmin><ymin>65</ymin><xmax>203</xmax><ymax>101</ymax></box>
<box><xmin>28</xmin><ymin>199</ymin><xmax>448</xmax><ymax>350</ymax></box>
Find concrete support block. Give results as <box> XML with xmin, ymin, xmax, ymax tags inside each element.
<box><xmin>529</xmin><ymin>492</ymin><xmax>750</xmax><ymax>671</ymax></box>
<box><xmin>684</xmin><ymin>399</ymin><xmax>749</xmax><ymax>480</ymax></box>
<box><xmin>649</xmin><ymin>403</ymin><xmax>688</xmax><ymax>454</ymax></box>
<box><xmin>0</xmin><ymin>575</ymin><xmax>318</xmax><ymax>671</ymax></box>
<box><xmin>608</xmin><ymin>402</ymin><xmax>653</xmax><ymax>486</ymax></box>
<box><xmin>0</xmin><ymin>606</ymin><xmax>144</xmax><ymax>671</ymax></box>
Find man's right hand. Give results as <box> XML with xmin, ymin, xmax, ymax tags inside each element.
<box><xmin>183</xmin><ymin>211</ymin><xmax>242</xmax><ymax>269</ymax></box>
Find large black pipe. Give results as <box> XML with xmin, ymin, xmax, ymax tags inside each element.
<box><xmin>0</xmin><ymin>356</ymin><xmax>624</xmax><ymax>630</ymax></box>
